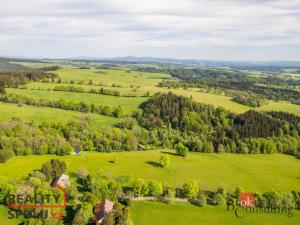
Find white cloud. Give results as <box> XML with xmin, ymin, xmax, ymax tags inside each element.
<box><xmin>0</xmin><ymin>0</ymin><xmax>300</xmax><ymax>60</ymax></box>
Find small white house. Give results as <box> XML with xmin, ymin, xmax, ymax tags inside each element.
<box><xmin>53</xmin><ymin>174</ymin><xmax>70</xmax><ymax>189</ymax></box>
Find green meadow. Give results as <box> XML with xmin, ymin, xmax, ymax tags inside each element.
<box><xmin>150</xmin><ymin>87</ymin><xmax>300</xmax><ymax>115</ymax></box>
<box><xmin>6</xmin><ymin>88</ymin><xmax>146</xmax><ymax>113</ymax></box>
<box><xmin>0</xmin><ymin>151</ymin><xmax>299</xmax><ymax>192</ymax></box>
<box><xmin>8</xmin><ymin>85</ymin><xmax>300</xmax><ymax>116</ymax></box>
<box><xmin>131</xmin><ymin>201</ymin><xmax>300</xmax><ymax>225</ymax></box>
<box><xmin>13</xmin><ymin>82</ymin><xmax>300</xmax><ymax>115</ymax></box>
<box><xmin>0</xmin><ymin>102</ymin><xmax>119</xmax><ymax>128</ymax></box>
<box><xmin>5</xmin><ymin>64</ymin><xmax>300</xmax><ymax>115</ymax></box>
<box><xmin>54</xmin><ymin>67</ymin><xmax>170</xmax><ymax>87</ymax></box>
<box><xmin>157</xmin><ymin>88</ymin><xmax>252</xmax><ymax>113</ymax></box>
<box><xmin>259</xmin><ymin>101</ymin><xmax>300</xmax><ymax>116</ymax></box>
<box><xmin>23</xmin><ymin>81</ymin><xmax>150</xmax><ymax>97</ymax></box>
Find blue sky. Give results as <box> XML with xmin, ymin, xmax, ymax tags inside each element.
<box><xmin>1</xmin><ymin>0</ymin><xmax>300</xmax><ymax>60</ymax></box>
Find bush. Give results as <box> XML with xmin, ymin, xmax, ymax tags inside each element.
<box><xmin>148</xmin><ymin>181</ymin><xmax>163</xmax><ymax>197</ymax></box>
<box><xmin>159</xmin><ymin>154</ymin><xmax>170</xmax><ymax>167</ymax></box>
<box><xmin>182</xmin><ymin>181</ymin><xmax>199</xmax><ymax>198</ymax></box>
<box><xmin>176</xmin><ymin>143</ymin><xmax>189</xmax><ymax>157</ymax></box>
<box><xmin>132</xmin><ymin>178</ymin><xmax>148</xmax><ymax>197</ymax></box>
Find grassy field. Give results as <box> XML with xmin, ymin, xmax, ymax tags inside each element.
<box><xmin>23</xmin><ymin>82</ymin><xmax>148</xmax><ymax>96</ymax></box>
<box><xmin>131</xmin><ymin>201</ymin><xmax>300</xmax><ymax>225</ymax></box>
<box><xmin>161</xmin><ymin>88</ymin><xmax>252</xmax><ymax>113</ymax></box>
<box><xmin>53</xmin><ymin>67</ymin><xmax>170</xmax><ymax>87</ymax></box>
<box><xmin>259</xmin><ymin>101</ymin><xmax>300</xmax><ymax>116</ymax></box>
<box><xmin>0</xmin><ymin>102</ymin><xmax>119</xmax><ymax>128</ymax></box>
<box><xmin>9</xmin><ymin>85</ymin><xmax>300</xmax><ymax>116</ymax></box>
<box><xmin>0</xmin><ymin>151</ymin><xmax>299</xmax><ymax>192</ymax></box>
<box><xmin>6</xmin><ymin>88</ymin><xmax>146</xmax><ymax>113</ymax></box>
<box><xmin>152</xmin><ymin>87</ymin><xmax>300</xmax><ymax>115</ymax></box>
<box><xmin>6</xmin><ymin>63</ymin><xmax>300</xmax><ymax>115</ymax></box>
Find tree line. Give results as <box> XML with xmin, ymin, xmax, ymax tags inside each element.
<box><xmin>52</xmin><ymin>85</ymin><xmax>121</xmax><ymax>96</ymax></box>
<box><xmin>0</xmin><ymin>70</ymin><xmax>57</xmax><ymax>92</ymax></box>
<box><xmin>131</xmin><ymin>178</ymin><xmax>298</xmax><ymax>212</ymax></box>
<box><xmin>0</xmin><ymin>93</ymin><xmax>124</xmax><ymax>118</ymax></box>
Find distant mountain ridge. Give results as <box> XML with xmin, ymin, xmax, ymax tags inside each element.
<box><xmin>1</xmin><ymin>56</ymin><xmax>300</xmax><ymax>69</ymax></box>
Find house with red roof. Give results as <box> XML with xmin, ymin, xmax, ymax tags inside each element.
<box><xmin>93</xmin><ymin>199</ymin><xmax>114</xmax><ymax>224</ymax></box>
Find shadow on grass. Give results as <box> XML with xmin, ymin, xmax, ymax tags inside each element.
<box><xmin>145</xmin><ymin>161</ymin><xmax>162</xmax><ymax>168</ymax></box>
<box><xmin>160</xmin><ymin>151</ymin><xmax>178</xmax><ymax>156</ymax></box>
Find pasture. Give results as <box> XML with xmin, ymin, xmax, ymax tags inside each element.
<box><xmin>8</xmin><ymin>85</ymin><xmax>300</xmax><ymax>115</ymax></box>
<box><xmin>6</xmin><ymin>63</ymin><xmax>300</xmax><ymax>115</ymax></box>
<box><xmin>0</xmin><ymin>151</ymin><xmax>299</xmax><ymax>192</ymax></box>
<box><xmin>6</xmin><ymin>88</ymin><xmax>146</xmax><ymax>113</ymax></box>
<box><xmin>53</xmin><ymin>67</ymin><xmax>170</xmax><ymax>87</ymax></box>
<box><xmin>131</xmin><ymin>201</ymin><xmax>300</xmax><ymax>225</ymax></box>
<box><xmin>259</xmin><ymin>101</ymin><xmax>300</xmax><ymax>116</ymax></box>
<box><xmin>23</xmin><ymin>81</ymin><xmax>150</xmax><ymax>97</ymax></box>
<box><xmin>0</xmin><ymin>102</ymin><xmax>119</xmax><ymax>128</ymax></box>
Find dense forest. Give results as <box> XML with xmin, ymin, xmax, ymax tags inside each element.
<box><xmin>52</xmin><ymin>85</ymin><xmax>121</xmax><ymax>96</ymax></box>
<box><xmin>137</xmin><ymin>93</ymin><xmax>300</xmax><ymax>156</ymax></box>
